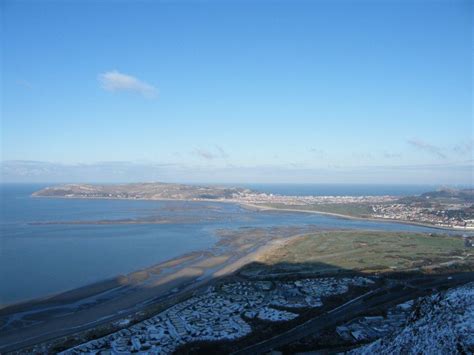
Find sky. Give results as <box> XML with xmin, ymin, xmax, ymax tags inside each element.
<box><xmin>1</xmin><ymin>0</ymin><xmax>473</xmax><ymax>184</ymax></box>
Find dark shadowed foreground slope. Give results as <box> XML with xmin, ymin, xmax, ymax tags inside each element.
<box><xmin>351</xmin><ymin>282</ymin><xmax>474</xmax><ymax>354</ymax></box>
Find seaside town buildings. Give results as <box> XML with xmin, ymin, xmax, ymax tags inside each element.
<box><xmin>60</xmin><ymin>277</ymin><xmax>375</xmax><ymax>354</ymax></box>
<box><xmin>371</xmin><ymin>204</ymin><xmax>474</xmax><ymax>229</ymax></box>
<box><xmin>230</xmin><ymin>192</ymin><xmax>473</xmax><ymax>230</ymax></box>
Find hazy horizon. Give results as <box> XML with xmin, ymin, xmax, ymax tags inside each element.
<box><xmin>1</xmin><ymin>159</ymin><xmax>473</xmax><ymax>185</ymax></box>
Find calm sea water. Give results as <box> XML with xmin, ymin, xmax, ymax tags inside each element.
<box><xmin>0</xmin><ymin>183</ymin><xmax>464</xmax><ymax>306</ymax></box>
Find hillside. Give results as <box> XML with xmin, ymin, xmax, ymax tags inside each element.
<box><xmin>351</xmin><ymin>282</ymin><xmax>474</xmax><ymax>354</ymax></box>
<box><xmin>398</xmin><ymin>188</ymin><xmax>474</xmax><ymax>204</ymax></box>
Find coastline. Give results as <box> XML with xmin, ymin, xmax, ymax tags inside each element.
<box><xmin>239</xmin><ymin>202</ymin><xmax>473</xmax><ymax>232</ymax></box>
<box><xmin>31</xmin><ymin>194</ymin><xmax>471</xmax><ymax>232</ymax></box>
<box><xmin>1</xmin><ymin>194</ymin><xmax>468</xmax><ymax>351</ymax></box>
<box><xmin>0</xmin><ymin>225</ymin><xmax>318</xmax><ymax>352</ymax></box>
<box><xmin>3</xmin><ymin>225</ymin><xmax>468</xmax><ymax>353</ymax></box>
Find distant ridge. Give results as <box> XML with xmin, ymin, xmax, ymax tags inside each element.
<box><xmin>32</xmin><ymin>182</ymin><xmax>252</xmax><ymax>200</ymax></box>
<box><xmin>420</xmin><ymin>188</ymin><xmax>474</xmax><ymax>201</ymax></box>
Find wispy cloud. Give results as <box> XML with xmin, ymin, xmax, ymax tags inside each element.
<box><xmin>194</xmin><ymin>149</ymin><xmax>216</xmax><ymax>160</ymax></box>
<box><xmin>453</xmin><ymin>140</ymin><xmax>474</xmax><ymax>156</ymax></box>
<box><xmin>383</xmin><ymin>151</ymin><xmax>401</xmax><ymax>159</ymax></box>
<box><xmin>0</xmin><ymin>160</ymin><xmax>174</xmax><ymax>183</ymax></box>
<box><xmin>1</xmin><ymin>160</ymin><xmax>472</xmax><ymax>184</ymax></box>
<box><xmin>193</xmin><ymin>146</ymin><xmax>229</xmax><ymax>160</ymax></box>
<box><xmin>406</xmin><ymin>138</ymin><xmax>446</xmax><ymax>159</ymax></box>
<box><xmin>309</xmin><ymin>148</ymin><xmax>325</xmax><ymax>157</ymax></box>
<box><xmin>351</xmin><ymin>152</ymin><xmax>373</xmax><ymax>160</ymax></box>
<box><xmin>98</xmin><ymin>70</ymin><xmax>158</xmax><ymax>98</ymax></box>
<box><xmin>215</xmin><ymin>145</ymin><xmax>229</xmax><ymax>158</ymax></box>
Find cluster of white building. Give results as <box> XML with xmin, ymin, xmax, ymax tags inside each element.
<box><xmin>372</xmin><ymin>204</ymin><xmax>474</xmax><ymax>229</ymax></box>
<box><xmin>231</xmin><ymin>192</ymin><xmax>397</xmax><ymax>206</ymax></box>
<box><xmin>61</xmin><ymin>277</ymin><xmax>374</xmax><ymax>354</ymax></box>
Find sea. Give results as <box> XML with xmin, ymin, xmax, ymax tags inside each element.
<box><xmin>0</xmin><ymin>183</ymin><xmax>466</xmax><ymax>306</ymax></box>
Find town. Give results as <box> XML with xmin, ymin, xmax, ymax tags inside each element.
<box><xmin>231</xmin><ymin>190</ymin><xmax>474</xmax><ymax>230</ymax></box>
<box><xmin>230</xmin><ymin>191</ymin><xmax>397</xmax><ymax>206</ymax></box>
<box><xmin>372</xmin><ymin>203</ymin><xmax>474</xmax><ymax>229</ymax></box>
<box><xmin>60</xmin><ymin>277</ymin><xmax>375</xmax><ymax>354</ymax></box>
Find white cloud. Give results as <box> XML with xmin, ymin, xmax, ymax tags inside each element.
<box><xmin>98</xmin><ymin>70</ymin><xmax>158</xmax><ymax>98</ymax></box>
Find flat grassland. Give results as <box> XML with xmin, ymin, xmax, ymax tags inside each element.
<box><xmin>255</xmin><ymin>231</ymin><xmax>471</xmax><ymax>274</ymax></box>
<box><xmin>261</xmin><ymin>203</ymin><xmax>373</xmax><ymax>217</ymax></box>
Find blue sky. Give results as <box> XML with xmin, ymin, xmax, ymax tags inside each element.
<box><xmin>1</xmin><ymin>0</ymin><xmax>472</xmax><ymax>184</ymax></box>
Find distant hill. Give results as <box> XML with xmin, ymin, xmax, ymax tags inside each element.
<box><xmin>32</xmin><ymin>183</ymin><xmax>252</xmax><ymax>200</ymax></box>
<box><xmin>397</xmin><ymin>188</ymin><xmax>474</xmax><ymax>204</ymax></box>
<box><xmin>420</xmin><ymin>188</ymin><xmax>474</xmax><ymax>201</ymax></box>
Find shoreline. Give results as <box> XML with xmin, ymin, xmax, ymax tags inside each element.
<box><xmin>239</xmin><ymin>202</ymin><xmax>473</xmax><ymax>232</ymax></box>
<box><xmin>2</xmin><ymin>220</ymin><xmax>469</xmax><ymax>352</ymax></box>
<box><xmin>9</xmin><ymin>194</ymin><xmax>463</xmax><ymax>311</ymax></box>
<box><xmin>1</xmin><ymin>195</ymin><xmax>468</xmax><ymax>351</ymax></box>
<box><xmin>0</xmin><ymin>225</ymin><xmax>319</xmax><ymax>352</ymax></box>
<box><xmin>31</xmin><ymin>194</ymin><xmax>471</xmax><ymax>232</ymax></box>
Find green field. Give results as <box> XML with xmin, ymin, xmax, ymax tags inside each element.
<box><xmin>263</xmin><ymin>203</ymin><xmax>374</xmax><ymax>217</ymax></box>
<box><xmin>257</xmin><ymin>231</ymin><xmax>471</xmax><ymax>274</ymax></box>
